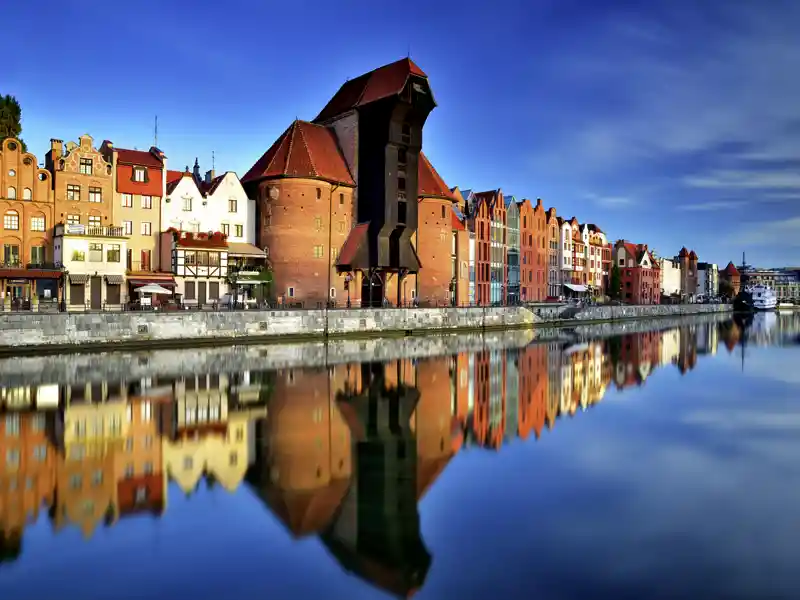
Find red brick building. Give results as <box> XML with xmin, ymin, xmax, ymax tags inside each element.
<box><xmin>720</xmin><ymin>261</ymin><xmax>741</xmax><ymax>297</ymax></box>
<box><xmin>468</xmin><ymin>190</ymin><xmax>506</xmax><ymax>305</ymax></box>
<box><xmin>613</xmin><ymin>240</ymin><xmax>661</xmax><ymax>305</ymax></box>
<box><xmin>518</xmin><ymin>198</ymin><xmax>548</xmax><ymax>302</ymax></box>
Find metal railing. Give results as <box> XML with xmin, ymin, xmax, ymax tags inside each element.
<box><xmin>0</xmin><ymin>261</ymin><xmax>63</xmax><ymax>270</ymax></box>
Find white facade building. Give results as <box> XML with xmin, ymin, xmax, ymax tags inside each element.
<box><xmin>163</xmin><ymin>170</ymin><xmax>255</xmax><ymax>245</ymax></box>
<box><xmin>659</xmin><ymin>257</ymin><xmax>682</xmax><ymax>296</ymax></box>
<box><xmin>54</xmin><ymin>223</ymin><xmax>129</xmax><ymax>309</ymax></box>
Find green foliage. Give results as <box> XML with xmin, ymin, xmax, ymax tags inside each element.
<box><xmin>609</xmin><ymin>262</ymin><xmax>622</xmax><ymax>299</ymax></box>
<box><xmin>719</xmin><ymin>279</ymin><xmax>735</xmax><ymax>299</ymax></box>
<box><xmin>0</xmin><ymin>94</ymin><xmax>27</xmax><ymax>152</ymax></box>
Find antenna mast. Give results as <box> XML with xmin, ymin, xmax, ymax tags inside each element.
<box><xmin>154</xmin><ymin>115</ymin><xmax>158</xmax><ymax>147</ymax></box>
<box><xmin>212</xmin><ymin>150</ymin><xmax>215</xmax><ymax>172</ymax></box>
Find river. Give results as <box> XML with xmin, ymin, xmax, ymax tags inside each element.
<box><xmin>0</xmin><ymin>313</ymin><xmax>799</xmax><ymax>599</ymax></box>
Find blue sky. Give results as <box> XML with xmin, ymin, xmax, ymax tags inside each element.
<box><xmin>4</xmin><ymin>0</ymin><xmax>800</xmax><ymax>267</ymax></box>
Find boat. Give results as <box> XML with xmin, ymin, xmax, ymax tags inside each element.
<box><xmin>735</xmin><ymin>284</ymin><xmax>777</xmax><ymax>312</ymax></box>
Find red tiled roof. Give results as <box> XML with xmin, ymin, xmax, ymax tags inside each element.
<box><xmin>241</xmin><ymin>120</ymin><xmax>355</xmax><ymax>186</ymax></box>
<box><xmin>337</xmin><ymin>222</ymin><xmax>369</xmax><ymax>267</ymax></box>
<box><xmin>166</xmin><ymin>170</ymin><xmax>184</xmax><ymax>184</ymax></box>
<box><xmin>723</xmin><ymin>261</ymin><xmax>740</xmax><ymax>276</ymax></box>
<box><xmin>417</xmin><ymin>152</ymin><xmax>454</xmax><ymax>201</ymax></box>
<box><xmin>117</xmin><ymin>147</ymin><xmax>164</xmax><ymax>168</ymax></box>
<box><xmin>166</xmin><ymin>170</ymin><xmax>192</xmax><ymax>195</ymax></box>
<box><xmin>315</xmin><ymin>58</ymin><xmax>428</xmax><ymax>123</ymax></box>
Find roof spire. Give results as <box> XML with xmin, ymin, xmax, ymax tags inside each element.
<box><xmin>192</xmin><ymin>158</ymin><xmax>200</xmax><ymax>180</ymax></box>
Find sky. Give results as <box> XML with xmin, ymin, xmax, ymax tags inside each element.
<box><xmin>3</xmin><ymin>0</ymin><xmax>800</xmax><ymax>268</ymax></box>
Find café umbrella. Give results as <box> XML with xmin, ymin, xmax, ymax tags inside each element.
<box><xmin>135</xmin><ymin>283</ymin><xmax>173</xmax><ymax>295</ymax></box>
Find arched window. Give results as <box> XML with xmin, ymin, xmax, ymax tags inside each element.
<box><xmin>7</xmin><ymin>186</ymin><xmax>16</xmax><ymax>200</ymax></box>
<box><xmin>23</xmin><ymin>187</ymin><xmax>32</xmax><ymax>200</ymax></box>
<box><xmin>4</xmin><ymin>210</ymin><xmax>20</xmax><ymax>230</ymax></box>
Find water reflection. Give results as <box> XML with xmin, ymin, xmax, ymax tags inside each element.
<box><xmin>1</xmin><ymin>313</ymin><xmax>799</xmax><ymax>597</ymax></box>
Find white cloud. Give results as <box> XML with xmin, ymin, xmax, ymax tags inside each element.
<box><xmin>676</xmin><ymin>200</ymin><xmax>745</xmax><ymax>212</ymax></box>
<box><xmin>730</xmin><ymin>217</ymin><xmax>800</xmax><ymax>247</ymax></box>
<box><xmin>683</xmin><ymin>170</ymin><xmax>800</xmax><ymax>190</ymax></box>
<box><xmin>585</xmin><ymin>192</ymin><xmax>634</xmax><ymax>208</ymax></box>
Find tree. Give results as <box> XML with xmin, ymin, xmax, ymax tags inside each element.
<box><xmin>0</xmin><ymin>94</ymin><xmax>27</xmax><ymax>152</ymax></box>
<box><xmin>719</xmin><ymin>279</ymin><xmax>734</xmax><ymax>299</ymax></box>
<box><xmin>609</xmin><ymin>262</ymin><xmax>622</xmax><ymax>300</ymax></box>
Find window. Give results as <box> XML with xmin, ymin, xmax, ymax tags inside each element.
<box><xmin>398</xmin><ymin>177</ymin><xmax>406</xmax><ymax>191</ymax></box>
<box><xmin>67</xmin><ymin>214</ymin><xmax>80</xmax><ymax>225</ymax></box>
<box><xmin>70</xmin><ymin>474</ymin><xmax>82</xmax><ymax>489</ymax></box>
<box><xmin>92</xmin><ymin>469</ymin><xmax>103</xmax><ymax>486</ymax></box>
<box><xmin>222</xmin><ymin>223</ymin><xmax>230</xmax><ymax>236</ymax></box>
<box><xmin>141</xmin><ymin>401</ymin><xmax>152</xmax><ymax>421</ymax></box>
<box><xmin>183</xmin><ymin>456</ymin><xmax>193</xmax><ymax>470</ymax></box>
<box><xmin>141</xmin><ymin>221</ymin><xmax>152</xmax><ymax>235</ymax></box>
<box><xmin>315</xmin><ymin>217</ymin><xmax>323</xmax><ymax>231</ymax></box>
<box><xmin>316</xmin><ymin>188</ymin><xmax>322</xmax><ymax>200</ymax></box>
<box><xmin>184</xmin><ymin>281</ymin><xmax>195</xmax><ymax>300</ymax></box>
<box><xmin>23</xmin><ymin>187</ymin><xmax>31</xmax><ymax>200</ymax></box>
<box><xmin>31</xmin><ymin>246</ymin><xmax>45</xmax><ymax>265</ymax></box>
<box><xmin>89</xmin><ymin>187</ymin><xmax>102</xmax><ymax>203</ymax></box>
<box><xmin>339</xmin><ymin>193</ymin><xmax>344</xmax><ymax>205</ymax></box>
<box><xmin>287</xmin><ymin>286</ymin><xmax>295</xmax><ymax>297</ymax></box>
<box><xmin>67</xmin><ymin>184</ymin><xmax>80</xmax><ymax>201</ymax></box>
<box><xmin>234</xmin><ymin>224</ymin><xmax>243</xmax><ymax>237</ymax></box>
<box><xmin>182</xmin><ymin>196</ymin><xmax>192</xmax><ymax>211</ymax></box>
<box><xmin>30</xmin><ymin>215</ymin><xmax>45</xmax><ymax>231</ymax></box>
<box><xmin>89</xmin><ymin>243</ymin><xmax>103</xmax><ymax>262</ymax></box>
<box><xmin>133</xmin><ymin>167</ymin><xmax>146</xmax><ymax>182</ymax></box>
<box><xmin>89</xmin><ymin>215</ymin><xmax>101</xmax><ymax>227</ymax></box>
<box><xmin>441</xmin><ymin>205</ymin><xmax>446</xmax><ymax>219</ymax></box>
<box><xmin>313</xmin><ymin>245</ymin><xmax>324</xmax><ymax>258</ymax></box>
<box><xmin>107</xmin><ymin>244</ymin><xmax>121</xmax><ymax>262</ymax></box>
<box><xmin>141</xmin><ymin>195</ymin><xmax>152</xmax><ymax>209</ymax></box>
<box><xmin>7</xmin><ymin>186</ymin><xmax>16</xmax><ymax>200</ymax></box>
<box><xmin>121</xmin><ymin>193</ymin><xmax>133</xmax><ymax>207</ymax></box>
<box><xmin>144</xmin><ymin>462</ymin><xmax>153</xmax><ymax>475</ymax></box>
<box><xmin>4</xmin><ymin>210</ymin><xmax>19</xmax><ymax>230</ymax></box>
<box><xmin>228</xmin><ymin>198</ymin><xmax>237</xmax><ymax>213</ymax></box>
<box><xmin>184</xmin><ymin>250</ymin><xmax>196</xmax><ymax>265</ymax></box>
<box><xmin>229</xmin><ymin>452</ymin><xmax>238</xmax><ymax>466</ymax></box>
<box><xmin>72</xmin><ymin>250</ymin><xmax>85</xmax><ymax>261</ymax></box>
<box><xmin>123</xmin><ymin>220</ymin><xmax>133</xmax><ymax>235</ymax></box>
<box><xmin>209</xmin><ymin>281</ymin><xmax>219</xmax><ymax>299</ymax></box>
<box><xmin>338</xmin><ymin>221</ymin><xmax>345</xmax><ymax>233</ymax></box>
<box><xmin>330</xmin><ymin>287</ymin><xmax>336</xmax><ymax>298</ymax></box>
<box><xmin>6</xmin><ymin>448</ymin><xmax>19</xmax><ymax>467</ymax></box>
<box><xmin>33</xmin><ymin>445</ymin><xmax>47</xmax><ymax>461</ymax></box>
<box><xmin>80</xmin><ymin>157</ymin><xmax>93</xmax><ymax>175</ymax></box>
<box><xmin>5</xmin><ymin>414</ymin><xmax>19</xmax><ymax>436</ymax></box>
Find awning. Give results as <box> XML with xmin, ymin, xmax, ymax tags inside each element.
<box><xmin>128</xmin><ymin>277</ymin><xmax>176</xmax><ymax>287</ymax></box>
<box><xmin>564</xmin><ymin>283</ymin><xmax>588</xmax><ymax>292</ymax></box>
<box><xmin>0</xmin><ymin>268</ymin><xmax>63</xmax><ymax>280</ymax></box>
<box><xmin>227</xmin><ymin>242</ymin><xmax>266</xmax><ymax>258</ymax></box>
<box><xmin>69</xmin><ymin>274</ymin><xmax>90</xmax><ymax>284</ymax></box>
<box><xmin>105</xmin><ymin>275</ymin><xmax>125</xmax><ymax>285</ymax></box>
<box><xmin>336</xmin><ymin>222</ymin><xmax>370</xmax><ymax>272</ymax></box>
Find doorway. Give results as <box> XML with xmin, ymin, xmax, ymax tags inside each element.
<box><xmin>90</xmin><ymin>276</ymin><xmax>102</xmax><ymax>310</ymax></box>
<box><xmin>198</xmin><ymin>281</ymin><xmax>207</xmax><ymax>306</ymax></box>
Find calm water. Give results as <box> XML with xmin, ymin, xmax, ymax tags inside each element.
<box><xmin>1</xmin><ymin>313</ymin><xmax>799</xmax><ymax>600</ymax></box>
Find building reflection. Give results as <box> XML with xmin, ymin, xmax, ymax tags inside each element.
<box><xmin>1</xmin><ymin>316</ymin><xmax>791</xmax><ymax>593</ymax></box>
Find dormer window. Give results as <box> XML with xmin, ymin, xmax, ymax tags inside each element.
<box><xmin>133</xmin><ymin>167</ymin><xmax>146</xmax><ymax>182</ymax></box>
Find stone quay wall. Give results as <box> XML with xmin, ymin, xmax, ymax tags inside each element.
<box><xmin>0</xmin><ymin>312</ymin><xmax>732</xmax><ymax>387</ymax></box>
<box><xmin>0</xmin><ymin>303</ymin><xmax>731</xmax><ymax>353</ymax></box>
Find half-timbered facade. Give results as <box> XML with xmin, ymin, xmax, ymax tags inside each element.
<box><xmin>160</xmin><ymin>229</ymin><xmax>228</xmax><ymax>306</ymax></box>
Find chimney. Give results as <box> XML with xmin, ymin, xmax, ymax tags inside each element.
<box><xmin>204</xmin><ymin>169</ymin><xmax>215</xmax><ymax>184</ymax></box>
<box><xmin>50</xmin><ymin>139</ymin><xmax>63</xmax><ymax>159</ymax></box>
<box><xmin>536</xmin><ymin>198</ymin><xmax>543</xmax><ymax>208</ymax></box>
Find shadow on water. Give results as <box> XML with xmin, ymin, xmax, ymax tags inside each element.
<box><xmin>0</xmin><ymin>312</ymin><xmax>799</xmax><ymax>597</ymax></box>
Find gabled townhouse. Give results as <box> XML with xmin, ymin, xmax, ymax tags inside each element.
<box><xmin>159</xmin><ymin>229</ymin><xmax>229</xmax><ymax>306</ymax></box>
<box><xmin>614</xmin><ymin>240</ymin><xmax>661</xmax><ymax>305</ymax></box>
<box><xmin>518</xmin><ymin>198</ymin><xmax>547</xmax><ymax>302</ymax></box>
<box><xmin>101</xmin><ymin>142</ymin><xmax>167</xmax><ymax>280</ymax></box>
<box><xmin>659</xmin><ymin>256</ymin><xmax>682</xmax><ymax>299</ymax></box>
<box><xmin>1</xmin><ymin>137</ymin><xmax>60</xmax><ymax>308</ymax></box>
<box><xmin>585</xmin><ymin>224</ymin><xmax>607</xmax><ymax>295</ymax></box>
<box><xmin>546</xmin><ymin>207</ymin><xmax>560</xmax><ymax>298</ymax></box>
<box><xmin>504</xmin><ymin>196</ymin><xmax>520</xmax><ymax>303</ymax></box>
<box><xmin>471</xmin><ymin>189</ymin><xmax>506</xmax><ymax>305</ymax></box>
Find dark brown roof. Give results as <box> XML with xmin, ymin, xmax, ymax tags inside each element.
<box><xmin>314</xmin><ymin>58</ymin><xmax>428</xmax><ymax>123</ymax></box>
<box><xmin>117</xmin><ymin>147</ymin><xmax>164</xmax><ymax>168</ymax></box>
<box><xmin>241</xmin><ymin>120</ymin><xmax>355</xmax><ymax>186</ymax></box>
<box><xmin>337</xmin><ymin>222</ymin><xmax>369</xmax><ymax>268</ymax></box>
<box><xmin>689</xmin><ymin>250</ymin><xmax>697</xmax><ymax>260</ymax></box>
<box><xmin>199</xmin><ymin>174</ymin><xmax>226</xmax><ymax>197</ymax></box>
<box><xmin>417</xmin><ymin>152</ymin><xmax>454</xmax><ymax>201</ymax></box>
<box><xmin>678</xmin><ymin>247</ymin><xmax>689</xmax><ymax>257</ymax></box>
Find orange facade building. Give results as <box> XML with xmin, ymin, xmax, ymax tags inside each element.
<box><xmin>47</xmin><ymin>135</ymin><xmax>115</xmax><ymax>229</ymax></box>
<box><xmin>518</xmin><ymin>198</ymin><xmax>548</xmax><ymax>302</ymax></box>
<box><xmin>0</xmin><ymin>137</ymin><xmax>60</xmax><ymax>304</ymax></box>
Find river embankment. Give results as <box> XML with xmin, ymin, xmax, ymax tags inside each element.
<box><xmin>0</xmin><ymin>303</ymin><xmax>732</xmax><ymax>355</ymax></box>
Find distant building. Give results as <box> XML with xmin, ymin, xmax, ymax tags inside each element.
<box><xmin>720</xmin><ymin>262</ymin><xmax>741</xmax><ymax>297</ymax></box>
<box><xmin>659</xmin><ymin>257</ymin><xmax>682</xmax><ymax>297</ymax></box>
<box><xmin>676</xmin><ymin>247</ymin><xmax>699</xmax><ymax>300</ymax></box>
<box><xmin>614</xmin><ymin>240</ymin><xmax>661</xmax><ymax>305</ymax></box>
<box><xmin>505</xmin><ymin>196</ymin><xmax>520</xmax><ymax>303</ymax></box>
<box><xmin>696</xmin><ymin>262</ymin><xmax>719</xmax><ymax>298</ymax></box>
